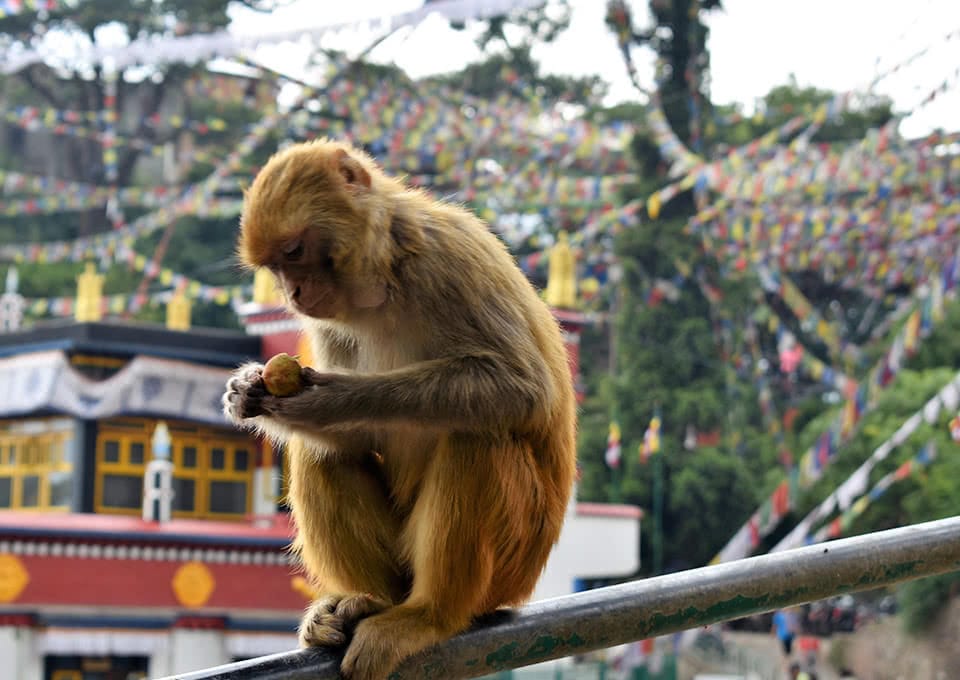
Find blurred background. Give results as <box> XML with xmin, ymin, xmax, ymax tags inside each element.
<box><xmin>0</xmin><ymin>1</ymin><xmax>958</xmax><ymax>678</ymax></box>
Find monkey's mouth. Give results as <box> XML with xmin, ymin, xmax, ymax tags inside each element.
<box><xmin>291</xmin><ymin>295</ymin><xmax>340</xmax><ymax>319</ymax></box>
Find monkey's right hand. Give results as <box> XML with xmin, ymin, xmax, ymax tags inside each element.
<box><xmin>222</xmin><ymin>362</ymin><xmax>268</xmax><ymax>423</ymax></box>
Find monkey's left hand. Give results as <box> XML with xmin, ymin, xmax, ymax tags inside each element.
<box><xmin>256</xmin><ymin>367</ymin><xmax>352</xmax><ymax>429</ymax></box>
<box><xmin>222</xmin><ymin>362</ymin><xmax>269</xmax><ymax>424</ymax></box>
<box><xmin>223</xmin><ymin>361</ymin><xmax>354</xmax><ymax>432</ymax></box>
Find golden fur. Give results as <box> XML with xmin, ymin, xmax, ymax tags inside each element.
<box><xmin>223</xmin><ymin>139</ymin><xmax>577</xmax><ymax>679</ymax></box>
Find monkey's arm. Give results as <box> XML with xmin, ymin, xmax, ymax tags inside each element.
<box><xmin>252</xmin><ymin>351</ymin><xmax>551</xmax><ymax>434</ymax></box>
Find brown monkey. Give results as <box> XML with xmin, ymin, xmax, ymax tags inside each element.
<box><xmin>223</xmin><ymin>139</ymin><xmax>577</xmax><ymax>679</ymax></box>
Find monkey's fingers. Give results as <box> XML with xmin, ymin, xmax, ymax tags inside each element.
<box><xmin>300</xmin><ymin>366</ymin><xmax>334</xmax><ymax>385</ymax></box>
<box><xmin>298</xmin><ymin>594</ymin><xmax>354</xmax><ymax>648</ymax></box>
<box><xmin>223</xmin><ymin>380</ymin><xmax>267</xmax><ymax>420</ymax></box>
<box><xmin>334</xmin><ymin>593</ymin><xmax>390</xmax><ymax>627</ymax></box>
<box><xmin>239</xmin><ymin>387</ymin><xmax>267</xmax><ymax>419</ymax></box>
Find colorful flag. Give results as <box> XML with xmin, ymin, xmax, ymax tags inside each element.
<box><xmin>950</xmin><ymin>414</ymin><xmax>960</xmax><ymax>442</ymax></box>
<box><xmin>605</xmin><ymin>421</ymin><xmax>622</xmax><ymax>469</ymax></box>
<box><xmin>640</xmin><ymin>415</ymin><xmax>662</xmax><ymax>463</ymax></box>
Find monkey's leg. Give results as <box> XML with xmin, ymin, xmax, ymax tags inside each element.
<box><xmin>341</xmin><ymin>434</ymin><xmax>536</xmax><ymax>680</ymax></box>
<box><xmin>287</xmin><ymin>438</ymin><xmax>408</xmax><ymax>648</ymax></box>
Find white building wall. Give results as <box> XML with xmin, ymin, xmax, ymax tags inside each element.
<box><xmin>532</xmin><ymin>501</ymin><xmax>641</xmax><ymax>602</ymax></box>
<box><xmin>0</xmin><ymin>626</ymin><xmax>41</xmax><ymax>680</ymax></box>
<box><xmin>167</xmin><ymin>629</ymin><xmax>230</xmax><ymax>676</ymax></box>
<box><xmin>2</xmin><ymin>496</ymin><xmax>639</xmax><ymax>677</ymax></box>
<box><xmin>2</xmin><ymin>626</ymin><xmax>301</xmax><ymax>679</ymax></box>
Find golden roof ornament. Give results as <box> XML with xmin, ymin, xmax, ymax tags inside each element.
<box><xmin>75</xmin><ymin>262</ymin><xmax>104</xmax><ymax>322</ymax></box>
<box><xmin>544</xmin><ymin>230</ymin><xmax>578</xmax><ymax>309</ymax></box>
<box><xmin>166</xmin><ymin>290</ymin><xmax>192</xmax><ymax>331</ymax></box>
<box><xmin>253</xmin><ymin>268</ymin><xmax>281</xmax><ymax>306</ymax></box>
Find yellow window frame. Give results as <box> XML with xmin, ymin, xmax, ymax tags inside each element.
<box><xmin>95</xmin><ymin>420</ymin><xmax>152</xmax><ymax>515</ymax></box>
<box><xmin>95</xmin><ymin>417</ymin><xmax>255</xmax><ymax>520</ymax></box>
<box><xmin>203</xmin><ymin>442</ymin><xmax>254</xmax><ymax>520</ymax></box>
<box><xmin>0</xmin><ymin>418</ymin><xmax>73</xmax><ymax>512</ymax></box>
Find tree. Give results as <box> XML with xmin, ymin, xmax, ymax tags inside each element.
<box><xmin>0</xmin><ymin>1</ymin><xmax>288</xmax><ymax>327</ymax></box>
<box><xmin>606</xmin><ymin>0</ymin><xmax>721</xmax><ymax>152</ymax></box>
<box><xmin>426</xmin><ymin>0</ymin><xmax>605</xmax><ymax>102</ymax></box>
<box><xmin>0</xmin><ymin>0</ymin><xmax>280</xmax><ymax>235</ymax></box>
<box><xmin>581</xmin><ymin>0</ymin><xmax>898</xmax><ymax>575</ymax></box>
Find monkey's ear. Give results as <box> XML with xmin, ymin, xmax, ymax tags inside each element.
<box><xmin>334</xmin><ymin>148</ymin><xmax>371</xmax><ymax>190</ymax></box>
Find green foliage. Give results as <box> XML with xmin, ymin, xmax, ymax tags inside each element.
<box><xmin>576</xmin><ymin>0</ymin><xmax>906</xmax><ymax>578</ymax></box>
<box><xmin>0</xmin><ymin>0</ymin><xmax>278</xmax><ymax>328</ymax></box>
<box><xmin>907</xmin><ymin>301</ymin><xmax>960</xmax><ymax>370</ymax></box>
<box><xmin>437</xmin><ymin>0</ymin><xmax>572</xmax><ymax>52</ymax></box>
<box><xmin>427</xmin><ymin>0</ymin><xmax>605</xmax><ymax>103</ymax></box>
<box><xmin>898</xmin><ymin>572</ymin><xmax>960</xmax><ymax>634</ymax></box>
<box><xmin>668</xmin><ymin>448</ymin><xmax>758</xmax><ymax>568</ymax></box>
<box><xmin>0</xmin><ymin>0</ymin><xmax>278</xmax><ymax>37</ymax></box>
<box><xmin>429</xmin><ymin>43</ymin><xmax>607</xmax><ymax>104</ymax></box>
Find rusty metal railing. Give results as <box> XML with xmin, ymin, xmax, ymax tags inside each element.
<box><xmin>161</xmin><ymin>515</ymin><xmax>960</xmax><ymax>680</ymax></box>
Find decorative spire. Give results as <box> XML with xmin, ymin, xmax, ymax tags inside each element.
<box><xmin>4</xmin><ymin>266</ymin><xmax>17</xmax><ymax>295</ymax></box>
<box><xmin>544</xmin><ymin>230</ymin><xmax>578</xmax><ymax>309</ymax></box>
<box><xmin>166</xmin><ymin>290</ymin><xmax>192</xmax><ymax>331</ymax></box>
<box><xmin>75</xmin><ymin>262</ymin><xmax>104</xmax><ymax>322</ymax></box>
<box><xmin>0</xmin><ymin>267</ymin><xmax>25</xmax><ymax>333</ymax></box>
<box><xmin>253</xmin><ymin>268</ymin><xmax>281</xmax><ymax>306</ymax></box>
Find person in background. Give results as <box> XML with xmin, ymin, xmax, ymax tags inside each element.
<box><xmin>773</xmin><ymin>607</ymin><xmax>798</xmax><ymax>658</ymax></box>
<box><xmin>797</xmin><ymin>633</ymin><xmax>821</xmax><ymax>672</ymax></box>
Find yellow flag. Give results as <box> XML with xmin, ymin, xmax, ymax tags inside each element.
<box><xmin>647</xmin><ymin>192</ymin><xmax>661</xmax><ymax>220</ymax></box>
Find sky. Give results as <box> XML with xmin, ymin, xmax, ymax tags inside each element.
<box><xmin>228</xmin><ymin>0</ymin><xmax>960</xmax><ymax>139</ymax></box>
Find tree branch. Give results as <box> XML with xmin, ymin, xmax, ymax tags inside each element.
<box><xmin>234</xmin><ymin>0</ymin><xmax>295</xmax><ymax>12</ymax></box>
<box><xmin>116</xmin><ymin>74</ymin><xmax>170</xmax><ymax>186</ymax></box>
<box><xmin>17</xmin><ymin>64</ymin><xmax>65</xmax><ymax>109</ymax></box>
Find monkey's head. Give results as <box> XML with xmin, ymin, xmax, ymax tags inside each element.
<box><xmin>238</xmin><ymin>139</ymin><xmax>395</xmax><ymax>319</ymax></box>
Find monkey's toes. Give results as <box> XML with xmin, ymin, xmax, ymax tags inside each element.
<box><xmin>298</xmin><ymin>593</ymin><xmax>388</xmax><ymax>649</ymax></box>
<box><xmin>334</xmin><ymin>593</ymin><xmax>390</xmax><ymax>625</ymax></box>
<box><xmin>298</xmin><ymin>602</ymin><xmax>347</xmax><ymax>648</ymax></box>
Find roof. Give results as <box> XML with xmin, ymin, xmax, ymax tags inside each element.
<box><xmin>0</xmin><ymin>503</ymin><xmax>642</xmax><ymax>548</ymax></box>
<box><xmin>0</xmin><ymin>320</ymin><xmax>261</xmax><ymax>367</ymax></box>
<box><xmin>0</xmin><ymin>511</ymin><xmax>294</xmax><ymax>548</ymax></box>
<box><xmin>576</xmin><ymin>502</ymin><xmax>644</xmax><ymax>519</ymax></box>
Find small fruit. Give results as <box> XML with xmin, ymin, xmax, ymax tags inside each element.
<box><xmin>262</xmin><ymin>353</ymin><xmax>304</xmax><ymax>396</ymax></box>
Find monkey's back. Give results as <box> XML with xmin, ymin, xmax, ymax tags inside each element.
<box><xmin>392</xmin><ymin>195</ymin><xmax>579</xmax><ymax>606</ymax></box>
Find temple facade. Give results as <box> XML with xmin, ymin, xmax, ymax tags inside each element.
<box><xmin>0</xmin><ymin>255</ymin><xmax>639</xmax><ymax>679</ymax></box>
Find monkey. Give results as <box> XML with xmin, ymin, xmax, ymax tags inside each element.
<box><xmin>222</xmin><ymin>139</ymin><xmax>577</xmax><ymax>680</ymax></box>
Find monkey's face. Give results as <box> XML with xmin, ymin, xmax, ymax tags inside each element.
<box><xmin>238</xmin><ymin>141</ymin><xmax>387</xmax><ymax>319</ymax></box>
<box><xmin>268</xmin><ymin>229</ymin><xmax>345</xmax><ymax>319</ymax></box>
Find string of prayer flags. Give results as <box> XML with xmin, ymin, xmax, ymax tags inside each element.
<box><xmin>0</xmin><ymin>0</ymin><xmax>57</xmax><ymax>17</ymax></box>
<box><xmin>711</xmin><ymin>252</ymin><xmax>959</xmax><ymax>565</ymax></box>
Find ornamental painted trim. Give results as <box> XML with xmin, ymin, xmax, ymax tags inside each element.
<box><xmin>0</xmin><ymin>540</ymin><xmax>293</xmax><ymax>566</ymax></box>
<box><xmin>243</xmin><ymin>319</ymin><xmax>301</xmax><ymax>336</ymax></box>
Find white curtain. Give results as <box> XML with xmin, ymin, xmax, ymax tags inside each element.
<box><xmin>0</xmin><ymin>350</ymin><xmax>232</xmax><ymax>426</ymax></box>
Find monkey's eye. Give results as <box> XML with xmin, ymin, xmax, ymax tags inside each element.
<box><xmin>283</xmin><ymin>240</ymin><xmax>305</xmax><ymax>262</ymax></box>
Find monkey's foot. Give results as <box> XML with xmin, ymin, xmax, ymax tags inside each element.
<box><xmin>341</xmin><ymin>605</ymin><xmax>451</xmax><ymax>680</ymax></box>
<box><xmin>298</xmin><ymin>593</ymin><xmax>390</xmax><ymax>648</ymax></box>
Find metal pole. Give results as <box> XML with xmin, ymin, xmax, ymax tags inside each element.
<box><xmin>160</xmin><ymin>516</ymin><xmax>960</xmax><ymax>680</ymax></box>
<box><xmin>653</xmin><ymin>450</ymin><xmax>664</xmax><ymax>576</ymax></box>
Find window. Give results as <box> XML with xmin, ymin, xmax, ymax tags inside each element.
<box><xmin>0</xmin><ymin>418</ymin><xmax>74</xmax><ymax>511</ymax></box>
<box><xmin>45</xmin><ymin>654</ymin><xmax>148</xmax><ymax>680</ymax></box>
<box><xmin>95</xmin><ymin>418</ymin><xmax>256</xmax><ymax>520</ymax></box>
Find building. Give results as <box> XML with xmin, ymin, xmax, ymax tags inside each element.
<box><xmin>0</xmin><ymin>253</ymin><xmax>640</xmax><ymax>679</ymax></box>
